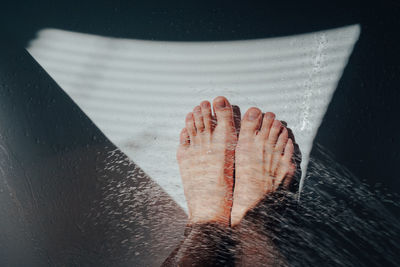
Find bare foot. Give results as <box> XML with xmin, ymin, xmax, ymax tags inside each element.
<box><xmin>231</xmin><ymin>108</ymin><xmax>296</xmax><ymax>226</ymax></box>
<box><xmin>177</xmin><ymin>96</ymin><xmax>237</xmax><ymax>226</ymax></box>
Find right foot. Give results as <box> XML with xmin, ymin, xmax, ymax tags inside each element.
<box><xmin>177</xmin><ymin>96</ymin><xmax>237</xmax><ymax>226</ymax></box>
<box><xmin>231</xmin><ymin>108</ymin><xmax>296</xmax><ymax>226</ymax></box>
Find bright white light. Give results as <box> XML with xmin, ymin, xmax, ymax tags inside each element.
<box><xmin>27</xmin><ymin>25</ymin><xmax>360</xmax><ymax>210</ymax></box>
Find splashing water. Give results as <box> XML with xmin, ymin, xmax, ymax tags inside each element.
<box><xmin>243</xmin><ymin>144</ymin><xmax>400</xmax><ymax>266</ymax></box>
<box><xmin>84</xmin><ymin>144</ymin><xmax>399</xmax><ymax>266</ymax></box>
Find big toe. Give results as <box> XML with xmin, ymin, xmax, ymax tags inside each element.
<box><xmin>240</xmin><ymin>107</ymin><xmax>262</xmax><ymax>136</ymax></box>
<box><xmin>212</xmin><ymin>96</ymin><xmax>235</xmax><ymax>128</ymax></box>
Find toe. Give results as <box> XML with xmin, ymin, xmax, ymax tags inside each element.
<box><xmin>185</xmin><ymin>112</ymin><xmax>196</xmax><ymax>140</ymax></box>
<box><xmin>268</xmin><ymin>120</ymin><xmax>282</xmax><ymax>144</ymax></box>
<box><xmin>193</xmin><ymin>106</ymin><xmax>205</xmax><ymax>133</ymax></box>
<box><xmin>275</xmin><ymin>138</ymin><xmax>295</xmax><ymax>189</ymax></box>
<box><xmin>271</xmin><ymin>127</ymin><xmax>288</xmax><ymax>175</ymax></box>
<box><xmin>258</xmin><ymin>112</ymin><xmax>275</xmax><ymax>138</ymax></box>
<box><xmin>201</xmin><ymin>100</ymin><xmax>213</xmax><ymax>133</ymax></box>
<box><xmin>282</xmin><ymin>138</ymin><xmax>294</xmax><ymax>165</ymax></box>
<box><xmin>275</xmin><ymin>127</ymin><xmax>289</xmax><ymax>155</ymax></box>
<box><xmin>283</xmin><ymin>162</ymin><xmax>296</xmax><ymax>188</ymax></box>
<box><xmin>240</xmin><ymin>107</ymin><xmax>262</xmax><ymax>136</ymax></box>
<box><xmin>177</xmin><ymin>128</ymin><xmax>190</xmax><ymax>161</ymax></box>
<box><xmin>212</xmin><ymin>96</ymin><xmax>234</xmax><ymax>127</ymax></box>
<box><xmin>179</xmin><ymin>128</ymin><xmax>190</xmax><ymax>147</ymax></box>
<box><xmin>265</xmin><ymin>120</ymin><xmax>282</xmax><ymax>173</ymax></box>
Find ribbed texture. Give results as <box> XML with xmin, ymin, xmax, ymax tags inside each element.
<box><xmin>27</xmin><ymin>26</ymin><xmax>360</xmax><ymax>210</ymax></box>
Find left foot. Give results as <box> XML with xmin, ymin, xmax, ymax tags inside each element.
<box><xmin>177</xmin><ymin>96</ymin><xmax>238</xmax><ymax>226</ymax></box>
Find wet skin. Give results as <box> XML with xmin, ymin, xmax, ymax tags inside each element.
<box><xmin>177</xmin><ymin>96</ymin><xmax>296</xmax><ymax>227</ymax></box>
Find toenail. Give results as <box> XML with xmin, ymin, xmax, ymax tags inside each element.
<box><xmin>248</xmin><ymin>109</ymin><xmax>260</xmax><ymax>120</ymax></box>
<box><xmin>194</xmin><ymin>106</ymin><xmax>201</xmax><ymax>113</ymax></box>
<box><xmin>265</xmin><ymin>112</ymin><xmax>274</xmax><ymax>120</ymax></box>
<box><xmin>215</xmin><ymin>98</ymin><xmax>226</xmax><ymax>108</ymax></box>
<box><xmin>273</xmin><ymin>120</ymin><xmax>281</xmax><ymax>127</ymax></box>
<box><xmin>201</xmin><ymin>101</ymin><xmax>210</xmax><ymax>108</ymax></box>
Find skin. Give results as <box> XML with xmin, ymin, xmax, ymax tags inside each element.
<box><xmin>177</xmin><ymin>96</ymin><xmax>296</xmax><ymax>227</ymax></box>
<box><xmin>231</xmin><ymin>108</ymin><xmax>296</xmax><ymax>226</ymax></box>
<box><xmin>177</xmin><ymin>96</ymin><xmax>237</xmax><ymax>226</ymax></box>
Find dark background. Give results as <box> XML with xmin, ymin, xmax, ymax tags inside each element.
<box><xmin>1</xmin><ymin>0</ymin><xmax>399</xmax><ymax>202</ymax></box>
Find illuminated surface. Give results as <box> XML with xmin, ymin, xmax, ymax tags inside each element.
<box><xmin>27</xmin><ymin>25</ymin><xmax>360</xmax><ymax>210</ymax></box>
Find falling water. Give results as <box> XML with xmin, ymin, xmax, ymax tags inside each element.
<box><xmin>238</xmin><ymin>144</ymin><xmax>400</xmax><ymax>266</ymax></box>
<box><xmin>82</xmin><ymin>144</ymin><xmax>400</xmax><ymax>266</ymax></box>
